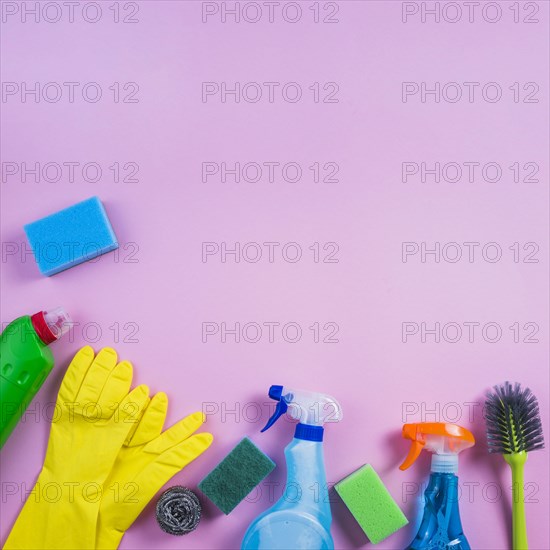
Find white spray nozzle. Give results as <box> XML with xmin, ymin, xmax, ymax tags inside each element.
<box><xmin>262</xmin><ymin>385</ymin><xmax>343</xmax><ymax>432</ymax></box>
<box><xmin>400</xmin><ymin>423</ymin><xmax>475</xmax><ymax>472</ymax></box>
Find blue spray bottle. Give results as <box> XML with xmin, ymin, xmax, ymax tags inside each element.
<box><xmin>241</xmin><ymin>385</ymin><xmax>343</xmax><ymax>550</ymax></box>
<box><xmin>399</xmin><ymin>422</ymin><xmax>475</xmax><ymax>550</ymax></box>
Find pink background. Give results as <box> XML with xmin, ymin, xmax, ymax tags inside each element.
<box><xmin>1</xmin><ymin>1</ymin><xmax>548</xmax><ymax>549</ymax></box>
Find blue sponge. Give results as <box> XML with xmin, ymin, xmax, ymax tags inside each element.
<box><xmin>24</xmin><ymin>196</ymin><xmax>118</xmax><ymax>276</ymax></box>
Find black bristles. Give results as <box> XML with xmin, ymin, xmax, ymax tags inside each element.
<box><xmin>485</xmin><ymin>381</ymin><xmax>544</xmax><ymax>454</ymax></box>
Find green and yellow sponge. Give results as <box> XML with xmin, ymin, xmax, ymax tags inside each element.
<box><xmin>335</xmin><ymin>464</ymin><xmax>408</xmax><ymax>544</ymax></box>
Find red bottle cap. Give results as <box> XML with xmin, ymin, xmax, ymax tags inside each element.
<box><xmin>31</xmin><ymin>311</ymin><xmax>57</xmax><ymax>345</ymax></box>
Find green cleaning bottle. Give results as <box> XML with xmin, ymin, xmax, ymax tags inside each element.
<box><xmin>0</xmin><ymin>308</ymin><xmax>71</xmax><ymax>449</ymax></box>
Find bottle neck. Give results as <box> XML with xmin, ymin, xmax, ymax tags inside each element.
<box><xmin>30</xmin><ymin>312</ymin><xmax>56</xmax><ymax>345</ymax></box>
<box><xmin>431</xmin><ymin>454</ymin><xmax>458</xmax><ymax>474</ymax></box>
<box><xmin>294</xmin><ymin>423</ymin><xmax>324</xmax><ymax>442</ymax></box>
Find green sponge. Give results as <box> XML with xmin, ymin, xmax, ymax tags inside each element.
<box><xmin>198</xmin><ymin>437</ymin><xmax>275</xmax><ymax>514</ymax></box>
<box><xmin>335</xmin><ymin>464</ymin><xmax>408</xmax><ymax>544</ymax></box>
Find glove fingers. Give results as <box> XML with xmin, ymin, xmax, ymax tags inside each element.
<box><xmin>145</xmin><ymin>411</ymin><xmax>205</xmax><ymax>454</ymax></box>
<box><xmin>95</xmin><ymin>361</ymin><xmax>134</xmax><ymax>418</ymax></box>
<box><xmin>123</xmin><ymin>394</ymin><xmax>151</xmax><ymax>445</ymax></box>
<box><xmin>152</xmin><ymin>432</ymin><xmax>214</xmax><ymax>471</ymax></box>
<box><xmin>109</xmin><ymin>384</ymin><xmax>150</xmax><ymax>437</ymax></box>
<box><xmin>76</xmin><ymin>347</ymin><xmax>119</xmax><ymax>405</ymax></box>
<box><xmin>128</xmin><ymin>392</ymin><xmax>168</xmax><ymax>447</ymax></box>
<box><xmin>131</xmin><ymin>433</ymin><xmax>214</xmax><ymax>518</ymax></box>
<box><xmin>57</xmin><ymin>346</ymin><xmax>95</xmax><ymax>403</ymax></box>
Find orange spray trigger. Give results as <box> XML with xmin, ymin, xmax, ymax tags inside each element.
<box><xmin>400</xmin><ymin>440</ymin><xmax>425</xmax><ymax>470</ymax></box>
<box><xmin>400</xmin><ymin>423</ymin><xmax>427</xmax><ymax>470</ymax></box>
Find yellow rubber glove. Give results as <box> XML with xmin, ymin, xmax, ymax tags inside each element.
<box><xmin>96</xmin><ymin>392</ymin><xmax>213</xmax><ymax>549</ymax></box>
<box><xmin>4</xmin><ymin>346</ymin><xmax>149</xmax><ymax>550</ymax></box>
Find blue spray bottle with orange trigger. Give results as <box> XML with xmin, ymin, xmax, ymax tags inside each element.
<box><xmin>400</xmin><ymin>422</ymin><xmax>475</xmax><ymax>550</ymax></box>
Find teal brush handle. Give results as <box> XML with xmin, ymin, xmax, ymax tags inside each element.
<box><xmin>504</xmin><ymin>452</ymin><xmax>528</xmax><ymax>550</ymax></box>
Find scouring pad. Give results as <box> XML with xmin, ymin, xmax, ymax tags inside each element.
<box><xmin>24</xmin><ymin>196</ymin><xmax>118</xmax><ymax>276</ymax></box>
<box><xmin>335</xmin><ymin>464</ymin><xmax>408</xmax><ymax>544</ymax></box>
<box><xmin>198</xmin><ymin>437</ymin><xmax>275</xmax><ymax>514</ymax></box>
<box><xmin>156</xmin><ymin>486</ymin><xmax>201</xmax><ymax>536</ymax></box>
